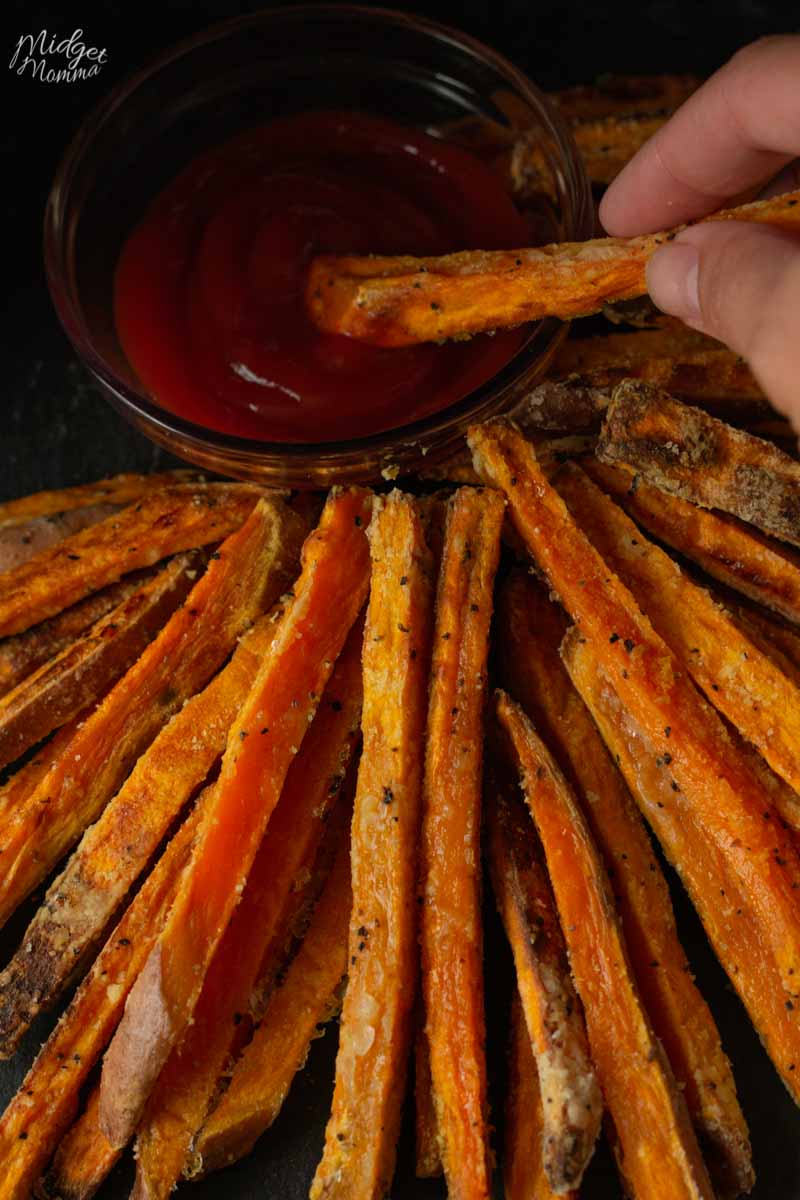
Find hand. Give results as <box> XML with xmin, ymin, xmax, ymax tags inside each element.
<box><xmin>600</xmin><ymin>36</ymin><xmax>800</xmax><ymax>431</ymax></box>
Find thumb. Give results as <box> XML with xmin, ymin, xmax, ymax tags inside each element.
<box><xmin>646</xmin><ymin>221</ymin><xmax>800</xmax><ymax>430</ymax></box>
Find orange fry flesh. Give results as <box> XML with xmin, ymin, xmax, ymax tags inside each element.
<box><xmin>307</xmin><ymin>191</ymin><xmax>800</xmax><ymax>346</ymax></box>
<box><xmin>311</xmin><ymin>491</ymin><xmax>435</xmax><ymax>1200</ymax></box>
<box><xmin>131</xmin><ymin>620</ymin><xmax>363</xmax><ymax>1198</ymax></box>
<box><xmin>420</xmin><ymin>486</ymin><xmax>505</xmax><ymax>1200</ymax></box>
<box><xmin>44</xmin><ymin>1086</ymin><xmax>120</xmax><ymax>1200</ymax></box>
<box><xmin>495</xmin><ymin>691</ymin><xmax>715</xmax><ymax>1200</ymax></box>
<box><xmin>499</xmin><ymin>571</ymin><xmax>753</xmax><ymax>1195</ymax></box>
<box><xmin>98</xmin><ymin>488</ymin><xmax>372</xmax><ymax>1149</ymax></box>
<box><xmin>469</xmin><ymin>419</ymin><xmax>800</xmax><ymax>999</ymax></box>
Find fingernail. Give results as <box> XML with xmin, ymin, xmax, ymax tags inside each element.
<box><xmin>646</xmin><ymin>241</ymin><xmax>701</xmax><ymax>324</ymax></box>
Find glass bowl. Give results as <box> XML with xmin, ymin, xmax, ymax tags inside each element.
<box><xmin>44</xmin><ymin>5</ymin><xmax>593</xmax><ymax>488</ymax></box>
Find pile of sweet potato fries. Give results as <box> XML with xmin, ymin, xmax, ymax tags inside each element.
<box><xmin>1</xmin><ymin>75</ymin><xmax>800</xmax><ymax>1200</ymax></box>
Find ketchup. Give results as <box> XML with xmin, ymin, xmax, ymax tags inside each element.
<box><xmin>115</xmin><ymin>112</ymin><xmax>529</xmax><ymax>443</ymax></box>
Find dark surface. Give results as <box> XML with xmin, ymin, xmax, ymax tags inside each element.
<box><xmin>3</xmin><ymin>1</ymin><xmax>800</xmax><ymax>1196</ymax></box>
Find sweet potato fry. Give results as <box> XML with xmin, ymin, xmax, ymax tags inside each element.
<box><xmin>495</xmin><ymin>691</ymin><xmax>715</xmax><ymax>1200</ymax></box>
<box><xmin>551</xmin><ymin>327</ymin><xmax>767</xmax><ymax>419</ymax></box>
<box><xmin>487</xmin><ymin>772</ymin><xmax>601</xmax><ymax>1192</ymax></box>
<box><xmin>0</xmin><ymin>495</ymin><xmax>302</xmax><ymax>936</ymax></box>
<box><xmin>0</xmin><ymin>505</ymin><xmax>120</xmax><ymax>575</ymax></box>
<box><xmin>0</xmin><ymin>482</ymin><xmax>265</xmax><ymax>638</ymax></box>
<box><xmin>505</xmin><ymin>993</ymin><xmax>575</xmax><ymax>1200</ymax></box>
<box><xmin>512</xmin><ymin>113</ymin><xmax>667</xmax><ymax>194</ymax></box>
<box><xmin>419</xmin><ymin>487</ymin><xmax>505</xmax><ymax>1200</ymax></box>
<box><xmin>563</xmin><ymin>632</ymin><xmax>800</xmax><ymax>1107</ymax></box>
<box><xmin>0</xmin><ymin>571</ymin><xmax>160</xmax><ymax>698</ymax></box>
<box><xmin>43</xmin><ymin>1087</ymin><xmax>120</xmax><ymax>1200</ymax></box>
<box><xmin>0</xmin><ymin>797</ymin><xmax>203</xmax><ymax>1200</ymax></box>
<box><xmin>127</xmin><ymin>623</ymin><xmax>363</xmax><ymax>1198</ymax></box>
<box><xmin>553</xmin><ymin>462</ymin><xmax>800</xmax><ymax>804</ymax></box>
<box><xmin>307</xmin><ymin>190</ymin><xmax>800</xmax><ymax>346</ymax></box>
<box><xmin>190</xmin><ymin>831</ymin><xmax>352</xmax><ymax>1178</ymax></box>
<box><xmin>469</xmin><ymin>419</ymin><xmax>800</xmax><ymax>999</ymax></box>
<box><xmin>311</xmin><ymin>491</ymin><xmax>434</xmax><ymax>1200</ymax></box>
<box><xmin>582</xmin><ymin>458</ymin><xmax>800</xmax><ymax>627</ymax></box>
<box><xmin>499</xmin><ymin>571</ymin><xmax>753</xmax><ymax>1195</ymax></box>
<box><xmin>0</xmin><ymin>551</ymin><xmax>201</xmax><ymax>771</ymax></box>
<box><xmin>550</xmin><ymin>74</ymin><xmax>700</xmax><ymax>121</ymax></box>
<box><xmin>99</xmin><ymin>488</ymin><xmax>372</xmax><ymax>1149</ymax></box>
<box><xmin>0</xmin><ymin>470</ymin><xmax>199</xmax><ymax>527</ymax></box>
<box><xmin>0</xmin><ymin>583</ymin><xmax>303</xmax><ymax>1058</ymax></box>
<box><xmin>598</xmin><ymin>383</ymin><xmax>800</xmax><ymax>547</ymax></box>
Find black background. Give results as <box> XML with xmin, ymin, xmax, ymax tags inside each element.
<box><xmin>3</xmin><ymin>1</ymin><xmax>800</xmax><ymax>1197</ymax></box>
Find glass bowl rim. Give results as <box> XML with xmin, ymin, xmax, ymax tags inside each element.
<box><xmin>43</xmin><ymin>2</ymin><xmax>595</xmax><ymax>464</ymax></box>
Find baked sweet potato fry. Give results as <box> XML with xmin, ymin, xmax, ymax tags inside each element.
<box><xmin>553</xmin><ymin>462</ymin><xmax>800</xmax><ymax>804</ymax></box>
<box><xmin>0</xmin><ymin>571</ymin><xmax>160</xmax><ymax>698</ymax></box>
<box><xmin>582</xmin><ymin>458</ymin><xmax>800</xmax><ymax>627</ymax></box>
<box><xmin>487</xmin><ymin>773</ymin><xmax>601</xmax><ymax>1192</ymax></box>
<box><xmin>0</xmin><ymin>551</ymin><xmax>201</xmax><ymax>771</ymax></box>
<box><xmin>0</xmin><ymin>496</ymin><xmax>302</xmax><ymax>937</ymax></box>
<box><xmin>495</xmin><ymin>691</ymin><xmax>715</xmax><ymax>1200</ymax></box>
<box><xmin>99</xmin><ymin>488</ymin><xmax>372</xmax><ymax>1149</ymax></box>
<box><xmin>0</xmin><ymin>470</ymin><xmax>199</xmax><ymax>527</ymax></box>
<box><xmin>0</xmin><ymin>797</ymin><xmax>204</xmax><ymax>1200</ymax></box>
<box><xmin>598</xmin><ymin>383</ymin><xmax>800</xmax><ymax>547</ymax></box>
<box><xmin>469</xmin><ymin>419</ymin><xmax>800</xmax><ymax>999</ymax></box>
<box><xmin>0</xmin><ymin>482</ymin><xmax>265</xmax><ymax>638</ymax></box>
<box><xmin>505</xmin><ymin>994</ymin><xmax>575</xmax><ymax>1200</ymax></box>
<box><xmin>499</xmin><ymin>571</ymin><xmax>753</xmax><ymax>1195</ymax></box>
<box><xmin>563</xmin><ymin>633</ymin><xmax>800</xmax><ymax>1107</ymax></box>
<box><xmin>0</xmin><ymin>589</ymin><xmax>303</xmax><ymax>1057</ymax></box>
<box><xmin>0</xmin><ymin>505</ymin><xmax>120</xmax><ymax>575</ymax></box>
<box><xmin>127</xmin><ymin>623</ymin><xmax>363</xmax><ymax>1199</ymax></box>
<box><xmin>419</xmin><ymin>487</ymin><xmax>505</xmax><ymax>1200</ymax></box>
<box><xmin>191</xmin><ymin>831</ymin><xmax>352</xmax><ymax>1178</ymax></box>
<box><xmin>43</xmin><ymin>1087</ymin><xmax>120</xmax><ymax>1200</ymax></box>
<box><xmin>512</xmin><ymin>112</ymin><xmax>666</xmax><ymax>195</ymax></box>
<box><xmin>307</xmin><ymin>190</ymin><xmax>800</xmax><ymax>346</ymax></box>
<box><xmin>550</xmin><ymin>73</ymin><xmax>700</xmax><ymax>121</ymax></box>
<box><xmin>311</xmin><ymin>491</ymin><xmax>434</xmax><ymax>1200</ymax></box>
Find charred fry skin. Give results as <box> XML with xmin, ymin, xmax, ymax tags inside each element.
<box><xmin>598</xmin><ymin>382</ymin><xmax>800</xmax><ymax>548</ymax></box>
<box><xmin>131</xmin><ymin>625</ymin><xmax>363</xmax><ymax>1200</ymax></box>
<box><xmin>487</xmin><ymin>774</ymin><xmax>601</xmax><ymax>1192</ymax></box>
<box><xmin>311</xmin><ymin>492</ymin><xmax>434</xmax><ymax>1200</ymax></box>
<box><xmin>99</xmin><ymin>489</ymin><xmax>372</xmax><ymax>1150</ymax></box>
<box><xmin>582</xmin><ymin>458</ymin><xmax>800</xmax><ymax>627</ymax></box>
<box><xmin>0</xmin><ymin>552</ymin><xmax>201</xmax><ymax>771</ymax></box>
<box><xmin>420</xmin><ymin>487</ymin><xmax>505</xmax><ymax>1200</ymax></box>
<box><xmin>0</xmin><ymin>497</ymin><xmax>303</xmax><ymax>941</ymax></box>
<box><xmin>469</xmin><ymin>419</ymin><xmax>800</xmax><ymax>1001</ymax></box>
<box><xmin>563</xmin><ymin>633</ymin><xmax>800</xmax><ymax>1107</ymax></box>
<box><xmin>495</xmin><ymin>692</ymin><xmax>716</xmax><ymax>1200</ymax></box>
<box><xmin>553</xmin><ymin>462</ymin><xmax>800</xmax><ymax>806</ymax></box>
<box><xmin>499</xmin><ymin>572</ymin><xmax>753</xmax><ymax>1196</ymax></box>
<box><xmin>0</xmin><ymin>483</ymin><xmax>266</xmax><ymax>639</ymax></box>
<box><xmin>0</xmin><ymin>799</ymin><xmax>204</xmax><ymax>1200</ymax></box>
<box><xmin>192</xmin><ymin>832</ymin><xmax>352</xmax><ymax>1177</ymax></box>
<box><xmin>307</xmin><ymin>191</ymin><xmax>800</xmax><ymax>346</ymax></box>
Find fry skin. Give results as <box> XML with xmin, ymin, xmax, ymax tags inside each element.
<box><xmin>469</xmin><ymin>419</ymin><xmax>800</xmax><ymax>1000</ymax></box>
<box><xmin>311</xmin><ymin>491</ymin><xmax>434</xmax><ymax>1200</ymax></box>
<box><xmin>307</xmin><ymin>190</ymin><xmax>800</xmax><ymax>346</ymax></box>
<box><xmin>487</xmin><ymin>773</ymin><xmax>601</xmax><ymax>1192</ymax></box>
<box><xmin>131</xmin><ymin>623</ymin><xmax>363</xmax><ymax>1199</ymax></box>
<box><xmin>191</xmin><ymin>830</ymin><xmax>352</xmax><ymax>1177</ymax></box>
<box><xmin>420</xmin><ymin>486</ymin><xmax>505</xmax><ymax>1200</ymax></box>
<box><xmin>495</xmin><ymin>691</ymin><xmax>715</xmax><ymax>1200</ymax></box>
<box><xmin>43</xmin><ymin>1087</ymin><xmax>120</xmax><ymax>1200</ymax></box>
<box><xmin>0</xmin><ymin>482</ymin><xmax>265</xmax><ymax>638</ymax></box>
<box><xmin>99</xmin><ymin>488</ymin><xmax>372</xmax><ymax>1150</ymax></box>
<box><xmin>499</xmin><ymin>571</ymin><xmax>752</xmax><ymax>1196</ymax></box>
<box><xmin>0</xmin><ymin>496</ymin><xmax>302</xmax><ymax>941</ymax></box>
<box><xmin>582</xmin><ymin>458</ymin><xmax>800</xmax><ymax>627</ymax></box>
<box><xmin>598</xmin><ymin>383</ymin><xmax>800</xmax><ymax>548</ymax></box>
<box><xmin>553</xmin><ymin>462</ymin><xmax>800</xmax><ymax>805</ymax></box>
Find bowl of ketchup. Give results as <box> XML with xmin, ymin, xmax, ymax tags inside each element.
<box><xmin>45</xmin><ymin>6</ymin><xmax>593</xmax><ymax>487</ymax></box>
